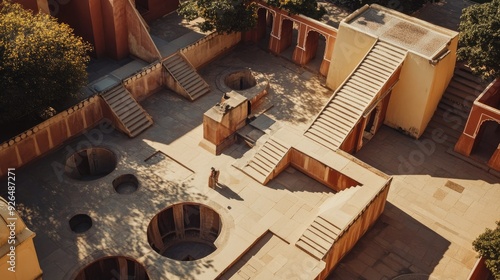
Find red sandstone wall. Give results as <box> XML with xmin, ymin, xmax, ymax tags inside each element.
<box><xmin>290</xmin><ymin>149</ymin><xmax>360</xmax><ymax>191</ymax></box>
<box><xmin>140</xmin><ymin>0</ymin><xmax>179</xmax><ymax>22</ymax></box>
<box><xmin>125</xmin><ymin>0</ymin><xmax>161</xmax><ymax>62</ymax></box>
<box><xmin>316</xmin><ymin>180</ymin><xmax>391</xmax><ymax>279</ymax></box>
<box><xmin>180</xmin><ymin>32</ymin><xmax>242</xmax><ymax>69</ymax></box>
<box><xmin>468</xmin><ymin>257</ymin><xmax>493</xmax><ymax>280</ymax></box>
<box><xmin>124</xmin><ymin>62</ymin><xmax>164</xmax><ymax>101</ymax></box>
<box><xmin>0</xmin><ymin>97</ymin><xmax>105</xmax><ymax>178</ymax></box>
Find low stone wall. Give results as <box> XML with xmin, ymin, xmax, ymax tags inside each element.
<box><xmin>124</xmin><ymin>61</ymin><xmax>164</xmax><ymax>101</ymax></box>
<box><xmin>290</xmin><ymin>149</ymin><xmax>360</xmax><ymax>192</ymax></box>
<box><xmin>317</xmin><ymin>180</ymin><xmax>391</xmax><ymax>279</ymax></box>
<box><xmin>180</xmin><ymin>32</ymin><xmax>242</xmax><ymax>69</ymax></box>
<box><xmin>468</xmin><ymin>257</ymin><xmax>492</xmax><ymax>280</ymax></box>
<box><xmin>0</xmin><ymin>96</ymin><xmax>105</xmax><ymax>178</ymax></box>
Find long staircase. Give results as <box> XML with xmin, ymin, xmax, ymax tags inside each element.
<box><xmin>423</xmin><ymin>65</ymin><xmax>488</xmax><ymax>148</ymax></box>
<box><xmin>100</xmin><ymin>85</ymin><xmax>153</xmax><ymax>137</ymax></box>
<box><xmin>242</xmin><ymin>137</ymin><xmax>291</xmax><ymax>184</ymax></box>
<box><xmin>162</xmin><ymin>54</ymin><xmax>210</xmax><ymax>101</ymax></box>
<box><xmin>305</xmin><ymin>41</ymin><xmax>406</xmax><ymax>151</ymax></box>
<box><xmin>296</xmin><ymin>186</ymin><xmax>361</xmax><ymax>260</ymax></box>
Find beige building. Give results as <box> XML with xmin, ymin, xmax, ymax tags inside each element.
<box><xmin>327</xmin><ymin>5</ymin><xmax>458</xmax><ymax>139</ymax></box>
<box><xmin>0</xmin><ymin>197</ymin><xmax>42</xmax><ymax>280</ymax></box>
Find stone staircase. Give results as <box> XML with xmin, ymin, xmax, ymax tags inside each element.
<box><xmin>296</xmin><ymin>185</ymin><xmax>361</xmax><ymax>260</ymax></box>
<box><xmin>423</xmin><ymin>65</ymin><xmax>488</xmax><ymax>148</ymax></box>
<box><xmin>100</xmin><ymin>85</ymin><xmax>153</xmax><ymax>137</ymax></box>
<box><xmin>305</xmin><ymin>41</ymin><xmax>406</xmax><ymax>151</ymax></box>
<box><xmin>242</xmin><ymin>137</ymin><xmax>291</xmax><ymax>184</ymax></box>
<box><xmin>162</xmin><ymin>54</ymin><xmax>210</xmax><ymax>101</ymax></box>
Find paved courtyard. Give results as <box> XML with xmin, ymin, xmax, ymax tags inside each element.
<box><xmin>3</xmin><ymin>42</ymin><xmax>499</xmax><ymax>280</ymax></box>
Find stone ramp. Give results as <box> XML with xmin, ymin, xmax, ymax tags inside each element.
<box><xmin>100</xmin><ymin>85</ymin><xmax>153</xmax><ymax>137</ymax></box>
<box><xmin>295</xmin><ymin>186</ymin><xmax>360</xmax><ymax>260</ymax></box>
<box><xmin>162</xmin><ymin>53</ymin><xmax>210</xmax><ymax>101</ymax></box>
<box><xmin>423</xmin><ymin>65</ymin><xmax>488</xmax><ymax>147</ymax></box>
<box><xmin>241</xmin><ymin>137</ymin><xmax>291</xmax><ymax>184</ymax></box>
<box><xmin>305</xmin><ymin>41</ymin><xmax>406</xmax><ymax>151</ymax></box>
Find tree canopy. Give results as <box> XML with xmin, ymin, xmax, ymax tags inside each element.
<box><xmin>473</xmin><ymin>221</ymin><xmax>500</xmax><ymax>279</ymax></box>
<box><xmin>178</xmin><ymin>0</ymin><xmax>326</xmax><ymax>33</ymax></box>
<box><xmin>458</xmin><ymin>0</ymin><xmax>500</xmax><ymax>79</ymax></box>
<box><xmin>0</xmin><ymin>1</ymin><xmax>92</xmax><ymax>122</ymax></box>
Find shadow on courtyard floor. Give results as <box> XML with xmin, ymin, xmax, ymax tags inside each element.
<box><xmin>356</xmin><ymin>125</ymin><xmax>498</xmax><ymax>184</ymax></box>
<box><xmin>327</xmin><ymin>202</ymin><xmax>451</xmax><ymax>279</ymax></box>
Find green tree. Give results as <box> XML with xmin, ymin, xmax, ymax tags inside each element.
<box><xmin>178</xmin><ymin>0</ymin><xmax>326</xmax><ymax>33</ymax></box>
<box><xmin>473</xmin><ymin>221</ymin><xmax>500</xmax><ymax>279</ymax></box>
<box><xmin>0</xmin><ymin>1</ymin><xmax>92</xmax><ymax>122</ymax></box>
<box><xmin>458</xmin><ymin>0</ymin><xmax>500</xmax><ymax>80</ymax></box>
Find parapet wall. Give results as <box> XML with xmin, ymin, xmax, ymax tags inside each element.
<box><xmin>124</xmin><ymin>61</ymin><xmax>164</xmax><ymax>101</ymax></box>
<box><xmin>0</xmin><ymin>96</ymin><xmax>105</xmax><ymax>178</ymax></box>
<box><xmin>180</xmin><ymin>32</ymin><xmax>242</xmax><ymax>69</ymax></box>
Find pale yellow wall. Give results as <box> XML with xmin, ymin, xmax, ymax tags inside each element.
<box><xmin>385</xmin><ymin>36</ymin><xmax>457</xmax><ymax>138</ymax></box>
<box><xmin>325</xmin><ymin>23</ymin><xmax>377</xmax><ymax>90</ymax></box>
<box><xmin>0</xmin><ymin>239</ymin><xmax>42</xmax><ymax>280</ymax></box>
<box><xmin>385</xmin><ymin>52</ymin><xmax>435</xmax><ymax>138</ymax></box>
<box><xmin>421</xmin><ymin>36</ymin><xmax>458</xmax><ymax>133</ymax></box>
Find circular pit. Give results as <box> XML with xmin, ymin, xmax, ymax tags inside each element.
<box><xmin>69</xmin><ymin>214</ymin><xmax>92</xmax><ymax>233</ymax></box>
<box><xmin>113</xmin><ymin>174</ymin><xmax>139</xmax><ymax>194</ymax></box>
<box><xmin>65</xmin><ymin>147</ymin><xmax>117</xmax><ymax>180</ymax></box>
<box><xmin>147</xmin><ymin>203</ymin><xmax>221</xmax><ymax>261</ymax></box>
<box><xmin>75</xmin><ymin>256</ymin><xmax>149</xmax><ymax>279</ymax></box>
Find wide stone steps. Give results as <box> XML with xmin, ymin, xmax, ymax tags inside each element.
<box><xmin>305</xmin><ymin>41</ymin><xmax>406</xmax><ymax>150</ymax></box>
<box><xmin>295</xmin><ymin>185</ymin><xmax>363</xmax><ymax>260</ymax></box>
<box><xmin>163</xmin><ymin>54</ymin><xmax>210</xmax><ymax>101</ymax></box>
<box><xmin>242</xmin><ymin>138</ymin><xmax>290</xmax><ymax>184</ymax></box>
<box><xmin>101</xmin><ymin>85</ymin><xmax>153</xmax><ymax>137</ymax></box>
<box><xmin>422</xmin><ymin>65</ymin><xmax>488</xmax><ymax>148</ymax></box>
<box><xmin>296</xmin><ymin>216</ymin><xmax>342</xmax><ymax>260</ymax></box>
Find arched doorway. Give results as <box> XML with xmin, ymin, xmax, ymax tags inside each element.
<box><xmin>278</xmin><ymin>19</ymin><xmax>297</xmax><ymax>57</ymax></box>
<box><xmin>304</xmin><ymin>30</ymin><xmax>327</xmax><ymax>73</ymax></box>
<box><xmin>471</xmin><ymin>120</ymin><xmax>500</xmax><ymax>162</ymax></box>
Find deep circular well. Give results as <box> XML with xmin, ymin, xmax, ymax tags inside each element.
<box><xmin>224</xmin><ymin>69</ymin><xmax>257</xmax><ymax>90</ymax></box>
<box><xmin>69</xmin><ymin>214</ymin><xmax>92</xmax><ymax>233</ymax></box>
<box><xmin>113</xmin><ymin>174</ymin><xmax>139</xmax><ymax>194</ymax></box>
<box><xmin>65</xmin><ymin>147</ymin><xmax>117</xmax><ymax>180</ymax></box>
<box><xmin>75</xmin><ymin>256</ymin><xmax>149</xmax><ymax>280</ymax></box>
<box><xmin>147</xmin><ymin>203</ymin><xmax>221</xmax><ymax>261</ymax></box>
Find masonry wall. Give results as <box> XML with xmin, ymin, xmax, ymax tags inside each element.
<box><xmin>0</xmin><ymin>97</ymin><xmax>104</xmax><ymax>178</ymax></box>
<box><xmin>325</xmin><ymin>23</ymin><xmax>377</xmax><ymax>90</ymax></box>
<box><xmin>124</xmin><ymin>62</ymin><xmax>164</xmax><ymax>101</ymax></box>
<box><xmin>289</xmin><ymin>149</ymin><xmax>360</xmax><ymax>192</ymax></box>
<box><xmin>180</xmin><ymin>32</ymin><xmax>242</xmax><ymax>69</ymax></box>
<box><xmin>316</xmin><ymin>181</ymin><xmax>391</xmax><ymax>279</ymax></box>
<box><xmin>125</xmin><ymin>0</ymin><xmax>161</xmax><ymax>62</ymax></box>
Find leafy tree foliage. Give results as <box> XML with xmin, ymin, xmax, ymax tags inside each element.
<box><xmin>178</xmin><ymin>0</ymin><xmax>258</xmax><ymax>33</ymax></box>
<box><xmin>267</xmin><ymin>0</ymin><xmax>326</xmax><ymax>19</ymax></box>
<box><xmin>178</xmin><ymin>0</ymin><xmax>326</xmax><ymax>33</ymax></box>
<box><xmin>0</xmin><ymin>2</ymin><xmax>92</xmax><ymax>122</ymax></box>
<box><xmin>458</xmin><ymin>0</ymin><xmax>500</xmax><ymax>79</ymax></box>
<box><xmin>328</xmin><ymin>0</ymin><xmax>435</xmax><ymax>15</ymax></box>
<box><xmin>473</xmin><ymin>221</ymin><xmax>500</xmax><ymax>279</ymax></box>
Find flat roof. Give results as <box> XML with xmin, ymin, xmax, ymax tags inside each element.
<box><xmin>346</xmin><ymin>5</ymin><xmax>456</xmax><ymax>58</ymax></box>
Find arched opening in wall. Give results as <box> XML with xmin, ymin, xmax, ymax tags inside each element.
<box><xmin>147</xmin><ymin>203</ymin><xmax>222</xmax><ymax>261</ymax></box>
<box><xmin>75</xmin><ymin>256</ymin><xmax>149</xmax><ymax>280</ymax></box>
<box><xmin>471</xmin><ymin>120</ymin><xmax>500</xmax><ymax>162</ymax></box>
<box><xmin>65</xmin><ymin>147</ymin><xmax>117</xmax><ymax>180</ymax></box>
<box><xmin>304</xmin><ymin>31</ymin><xmax>327</xmax><ymax>74</ymax></box>
<box><xmin>256</xmin><ymin>8</ymin><xmax>274</xmax><ymax>49</ymax></box>
<box><xmin>278</xmin><ymin>19</ymin><xmax>297</xmax><ymax>58</ymax></box>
